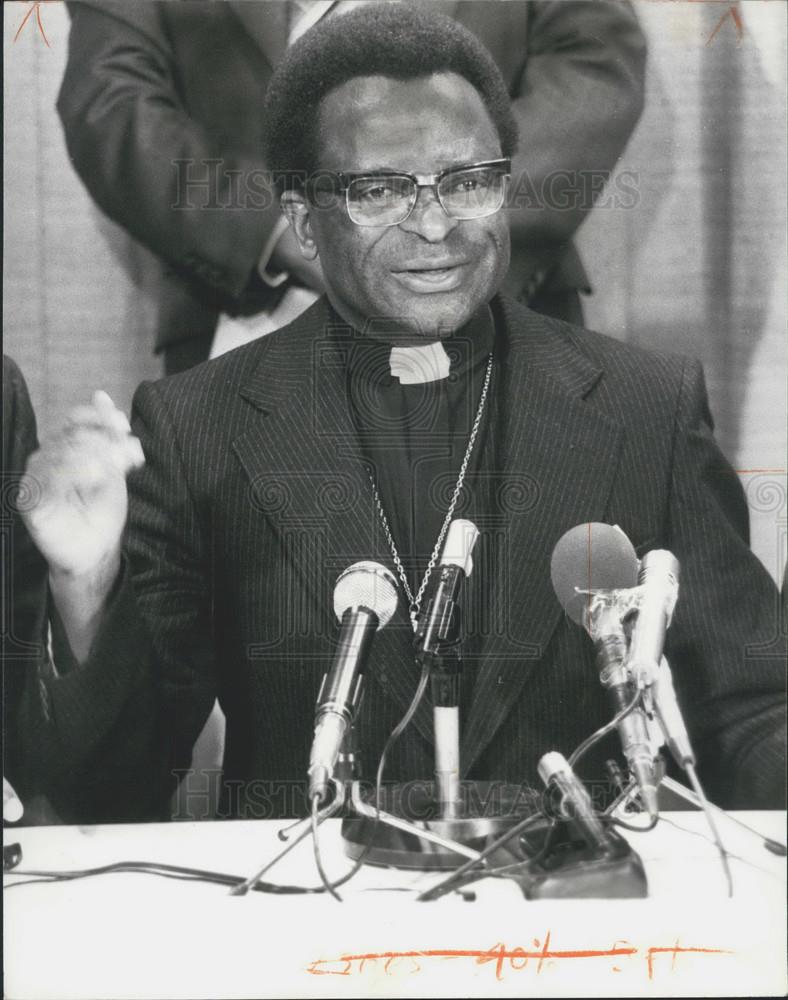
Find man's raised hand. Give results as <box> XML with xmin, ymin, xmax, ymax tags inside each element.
<box><xmin>21</xmin><ymin>391</ymin><xmax>144</xmax><ymax>580</ymax></box>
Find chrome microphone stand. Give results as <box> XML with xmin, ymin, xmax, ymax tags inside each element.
<box><xmin>341</xmin><ymin>607</ymin><xmax>537</xmax><ymax>871</ymax></box>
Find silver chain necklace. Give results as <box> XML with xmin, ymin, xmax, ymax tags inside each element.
<box><xmin>367</xmin><ymin>353</ymin><xmax>494</xmax><ymax>632</ymax></box>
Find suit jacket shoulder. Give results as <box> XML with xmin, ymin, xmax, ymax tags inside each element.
<box><xmin>142</xmin><ymin>294</ymin><xmax>704</xmax><ymax>447</ymax></box>
<box><xmin>496</xmin><ymin>294</ymin><xmax>701</xmax><ymax>423</ymax></box>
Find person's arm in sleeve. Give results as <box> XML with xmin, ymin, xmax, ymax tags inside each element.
<box><xmin>504</xmin><ymin>0</ymin><xmax>647</xmax><ymax>293</ymax></box>
<box><xmin>664</xmin><ymin>360</ymin><xmax>786</xmax><ymax>809</ymax></box>
<box><xmin>56</xmin><ymin>0</ymin><xmax>288</xmax><ymax>307</ymax></box>
<box><xmin>18</xmin><ymin>390</ymin><xmax>216</xmax><ymax>822</ymax></box>
<box><xmin>13</xmin><ymin>391</ymin><xmax>158</xmax><ymax>821</ymax></box>
<box><xmin>119</xmin><ymin>378</ymin><xmax>221</xmax><ymax>819</ymax></box>
<box><xmin>3</xmin><ymin>357</ymin><xmax>50</xmax><ymax>818</ymax></box>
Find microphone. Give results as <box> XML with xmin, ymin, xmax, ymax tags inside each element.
<box><xmin>416</xmin><ymin>518</ymin><xmax>480</xmax><ymax>666</ymax></box>
<box><xmin>308</xmin><ymin>561</ymin><xmax>398</xmax><ymax>804</ymax></box>
<box><xmin>624</xmin><ymin>551</ymin><xmax>694</xmax><ymax>769</ymax></box>
<box><xmin>538</xmin><ymin>752</ymin><xmax>613</xmax><ymax>856</ymax></box>
<box><xmin>415</xmin><ymin>519</ymin><xmax>480</xmax><ymax>816</ymax></box>
<box><xmin>550</xmin><ymin>524</ymin><xmax>660</xmax><ymax>820</ymax></box>
<box><xmin>550</xmin><ymin>522</ymin><xmax>639</xmax><ymax>626</ymax></box>
<box><xmin>652</xmin><ymin>658</ymin><xmax>695</xmax><ymax>768</ymax></box>
<box><xmin>627</xmin><ymin>550</ymin><xmax>680</xmax><ymax>685</ymax></box>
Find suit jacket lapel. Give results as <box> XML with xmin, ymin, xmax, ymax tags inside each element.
<box><xmin>230</xmin><ymin>297</ymin><xmax>626</xmax><ymax>767</ymax></box>
<box><xmin>233</xmin><ymin>301</ymin><xmax>381</xmax><ymax>613</ymax></box>
<box><xmin>232</xmin><ymin>301</ymin><xmax>435</xmax><ymax>748</ymax></box>
<box><xmin>461</xmin><ymin>300</ymin><xmax>624</xmax><ymax>775</ymax></box>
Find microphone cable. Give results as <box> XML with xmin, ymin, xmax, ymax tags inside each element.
<box><xmin>311</xmin><ymin>792</ymin><xmax>342</xmax><ymax>901</ymax></box>
<box><xmin>418</xmin><ymin>687</ymin><xmax>651</xmax><ymax>902</ymax></box>
<box><xmin>3</xmin><ymin>859</ymin><xmax>326</xmax><ymax>894</ymax></box>
<box><xmin>5</xmin><ymin>664</ymin><xmax>434</xmax><ymax>900</ymax></box>
<box><xmin>309</xmin><ymin>657</ymin><xmax>433</xmax><ymax>898</ymax></box>
<box><xmin>567</xmin><ymin>685</ymin><xmax>641</xmax><ymax>770</ymax></box>
<box><xmin>567</xmin><ymin>688</ymin><xmax>660</xmax><ymax>838</ymax></box>
<box><xmin>685</xmin><ymin>761</ymin><xmax>733</xmax><ymax>897</ymax></box>
<box><xmin>302</xmin><ymin>658</ymin><xmax>433</xmax><ymax>901</ymax></box>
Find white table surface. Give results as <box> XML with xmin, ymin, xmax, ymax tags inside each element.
<box><xmin>4</xmin><ymin>811</ymin><xmax>786</xmax><ymax>999</ymax></box>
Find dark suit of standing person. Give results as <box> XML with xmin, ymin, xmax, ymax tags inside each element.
<box><xmin>29</xmin><ymin>6</ymin><xmax>783</xmax><ymax>824</ymax></box>
<box><xmin>57</xmin><ymin>0</ymin><xmax>646</xmax><ymax>373</ymax></box>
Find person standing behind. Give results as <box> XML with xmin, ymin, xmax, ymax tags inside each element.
<box><xmin>57</xmin><ymin>0</ymin><xmax>646</xmax><ymax>373</ymax></box>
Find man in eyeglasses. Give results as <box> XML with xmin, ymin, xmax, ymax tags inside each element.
<box><xmin>22</xmin><ymin>5</ymin><xmax>785</xmax><ymax>822</ymax></box>
<box><xmin>58</xmin><ymin>0</ymin><xmax>646</xmax><ymax>372</ymax></box>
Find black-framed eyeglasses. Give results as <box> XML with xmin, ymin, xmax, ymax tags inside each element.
<box><xmin>306</xmin><ymin>158</ymin><xmax>511</xmax><ymax>227</ymax></box>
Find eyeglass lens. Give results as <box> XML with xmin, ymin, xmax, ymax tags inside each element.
<box><xmin>346</xmin><ymin>165</ymin><xmax>508</xmax><ymax>226</ymax></box>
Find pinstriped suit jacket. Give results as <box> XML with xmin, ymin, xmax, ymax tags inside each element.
<box><xmin>62</xmin><ymin>295</ymin><xmax>784</xmax><ymax>821</ymax></box>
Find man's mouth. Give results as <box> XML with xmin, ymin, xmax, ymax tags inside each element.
<box><xmin>392</xmin><ymin>261</ymin><xmax>466</xmax><ymax>291</ymax></box>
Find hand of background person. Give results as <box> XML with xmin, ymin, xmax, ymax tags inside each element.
<box><xmin>269</xmin><ymin>223</ymin><xmax>326</xmax><ymax>295</ymax></box>
<box><xmin>20</xmin><ymin>391</ymin><xmax>144</xmax><ymax>582</ymax></box>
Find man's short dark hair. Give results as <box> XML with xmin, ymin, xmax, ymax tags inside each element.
<box><xmin>265</xmin><ymin>3</ymin><xmax>519</xmax><ymax>191</ymax></box>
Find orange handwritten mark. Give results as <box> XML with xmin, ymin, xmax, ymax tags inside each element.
<box><xmin>646</xmin><ymin>940</ymin><xmax>731</xmax><ymax>980</ymax></box>
<box><xmin>308</xmin><ymin>936</ymin><xmax>730</xmax><ymax>980</ymax></box>
<box><xmin>12</xmin><ymin>1</ymin><xmax>56</xmax><ymax>49</ymax></box>
<box><xmin>705</xmin><ymin>2</ymin><xmax>745</xmax><ymax>47</ymax></box>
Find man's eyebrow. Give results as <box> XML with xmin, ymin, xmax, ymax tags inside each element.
<box><xmin>347</xmin><ymin>159</ymin><xmax>485</xmax><ymax>175</ymax></box>
<box><xmin>348</xmin><ymin>165</ymin><xmax>409</xmax><ymax>175</ymax></box>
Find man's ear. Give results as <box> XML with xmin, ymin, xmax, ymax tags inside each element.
<box><xmin>280</xmin><ymin>191</ymin><xmax>319</xmax><ymax>260</ymax></box>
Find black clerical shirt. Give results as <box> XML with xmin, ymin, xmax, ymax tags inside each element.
<box><xmin>345</xmin><ymin>307</ymin><xmax>499</xmax><ymax>716</ymax></box>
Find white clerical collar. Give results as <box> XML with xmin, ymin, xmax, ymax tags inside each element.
<box><xmin>388</xmin><ymin>341</ymin><xmax>451</xmax><ymax>384</ymax></box>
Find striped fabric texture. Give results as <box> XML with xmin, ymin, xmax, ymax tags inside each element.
<box><xmin>48</xmin><ymin>295</ymin><xmax>785</xmax><ymax>821</ymax></box>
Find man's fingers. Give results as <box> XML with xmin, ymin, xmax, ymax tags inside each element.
<box><xmin>65</xmin><ymin>394</ymin><xmax>132</xmax><ymax>439</ymax></box>
<box><xmin>125</xmin><ymin>436</ymin><xmax>146</xmax><ymax>469</ymax></box>
<box><xmin>22</xmin><ymin>435</ymin><xmax>138</xmax><ymax>510</ymax></box>
<box><xmin>3</xmin><ymin>778</ymin><xmax>24</xmax><ymax>823</ymax></box>
<box><xmin>19</xmin><ymin>394</ymin><xmax>145</xmax><ymax>528</ymax></box>
<box><xmin>88</xmin><ymin>392</ymin><xmax>143</xmax><ymax>469</ymax></box>
<box><xmin>92</xmin><ymin>390</ymin><xmax>132</xmax><ymax>436</ymax></box>
<box><xmin>92</xmin><ymin>389</ymin><xmax>116</xmax><ymax>413</ymax></box>
<box><xmin>50</xmin><ymin>397</ymin><xmax>145</xmax><ymax>478</ymax></box>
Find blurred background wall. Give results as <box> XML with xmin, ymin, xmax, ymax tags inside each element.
<box><xmin>4</xmin><ymin>0</ymin><xmax>786</xmax><ymax>588</ymax></box>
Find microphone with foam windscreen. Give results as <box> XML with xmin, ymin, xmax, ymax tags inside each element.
<box><xmin>308</xmin><ymin>561</ymin><xmax>399</xmax><ymax>804</ymax></box>
<box><xmin>550</xmin><ymin>522</ymin><xmax>639</xmax><ymax>626</ymax></box>
<box><xmin>550</xmin><ymin>523</ymin><xmax>660</xmax><ymax>820</ymax></box>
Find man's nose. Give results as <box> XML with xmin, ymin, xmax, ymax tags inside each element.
<box><xmin>398</xmin><ymin>186</ymin><xmax>458</xmax><ymax>242</ymax></box>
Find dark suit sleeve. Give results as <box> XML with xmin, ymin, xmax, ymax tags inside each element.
<box><xmin>665</xmin><ymin>359</ymin><xmax>786</xmax><ymax>809</ymax></box>
<box><xmin>506</xmin><ymin>1</ymin><xmax>647</xmax><ymax>291</ymax></box>
<box><xmin>3</xmin><ymin>357</ymin><xmax>49</xmax><ymax>806</ymax></box>
<box><xmin>118</xmin><ymin>378</ymin><xmax>220</xmax><ymax>814</ymax></box>
<box><xmin>56</xmin><ymin>0</ymin><xmax>282</xmax><ymax>304</ymax></box>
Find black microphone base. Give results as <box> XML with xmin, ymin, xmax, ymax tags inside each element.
<box><xmin>341</xmin><ymin>779</ymin><xmax>538</xmax><ymax>870</ymax></box>
<box><xmin>490</xmin><ymin>820</ymin><xmax>648</xmax><ymax>899</ymax></box>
